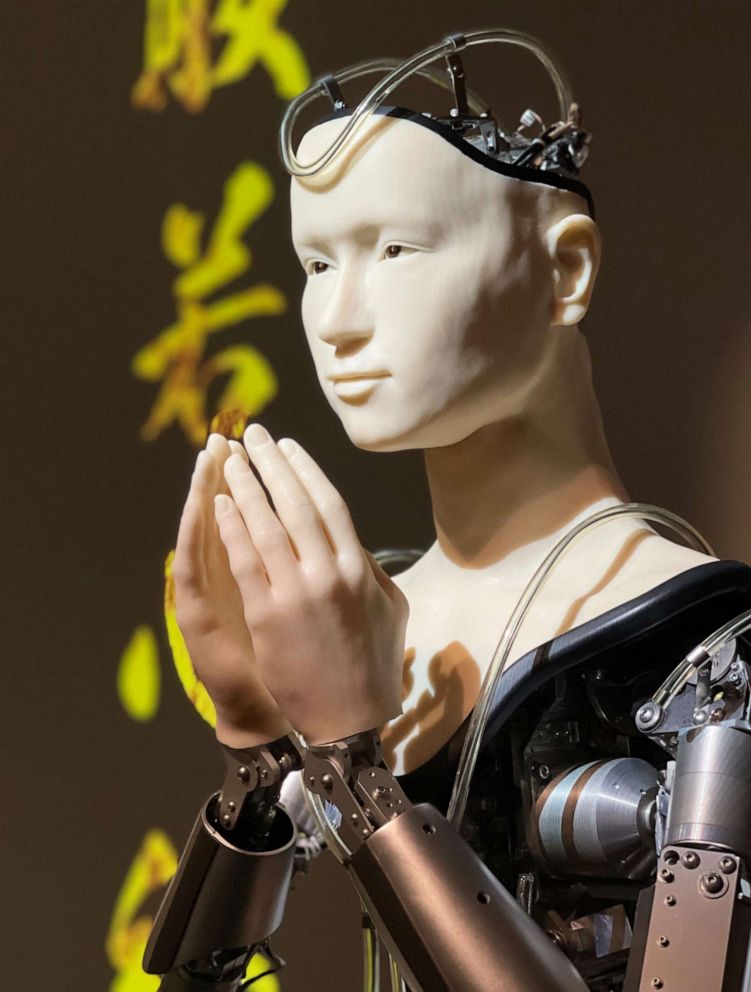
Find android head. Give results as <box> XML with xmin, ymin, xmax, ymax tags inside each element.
<box><xmin>290</xmin><ymin>112</ymin><xmax>600</xmax><ymax>452</ymax></box>
<box><xmin>285</xmin><ymin>32</ymin><xmax>599</xmax><ymax>452</ymax></box>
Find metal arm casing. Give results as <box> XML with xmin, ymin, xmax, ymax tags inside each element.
<box><xmin>347</xmin><ymin>802</ymin><xmax>588</xmax><ymax>992</ymax></box>
<box><xmin>143</xmin><ymin>793</ymin><xmax>296</xmax><ymax>975</ymax></box>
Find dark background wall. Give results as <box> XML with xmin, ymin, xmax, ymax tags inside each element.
<box><xmin>5</xmin><ymin>2</ymin><xmax>751</xmax><ymax>988</ymax></box>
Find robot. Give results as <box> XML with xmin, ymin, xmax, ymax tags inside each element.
<box><xmin>143</xmin><ymin>31</ymin><xmax>751</xmax><ymax>992</ymax></box>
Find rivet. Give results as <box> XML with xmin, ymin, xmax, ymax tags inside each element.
<box><xmin>227</xmin><ymin>801</ymin><xmax>236</xmax><ymax>812</ymax></box>
<box><xmin>237</xmin><ymin>765</ymin><xmax>250</xmax><ymax>783</ymax></box>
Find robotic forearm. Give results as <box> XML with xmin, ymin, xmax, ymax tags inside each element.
<box><xmin>305</xmin><ymin>732</ymin><xmax>588</xmax><ymax>992</ymax></box>
<box><xmin>143</xmin><ymin>734</ymin><xmax>303</xmax><ymax>991</ymax></box>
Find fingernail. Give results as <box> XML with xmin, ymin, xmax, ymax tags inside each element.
<box><xmin>277</xmin><ymin>437</ymin><xmax>297</xmax><ymax>457</ymax></box>
<box><xmin>245</xmin><ymin>423</ymin><xmax>270</xmax><ymax>447</ymax></box>
<box><xmin>214</xmin><ymin>494</ymin><xmax>232</xmax><ymax>516</ymax></box>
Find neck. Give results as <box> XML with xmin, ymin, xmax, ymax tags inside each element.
<box><xmin>424</xmin><ymin>329</ymin><xmax>627</xmax><ymax>568</ymax></box>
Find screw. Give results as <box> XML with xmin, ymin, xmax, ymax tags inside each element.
<box><xmin>719</xmin><ymin>856</ymin><xmax>736</xmax><ymax>874</ymax></box>
<box><xmin>369</xmin><ymin>770</ymin><xmax>376</xmax><ymax>778</ymax></box>
<box><xmin>308</xmin><ymin>776</ymin><xmax>316</xmax><ymax>787</ymax></box>
<box><xmin>663</xmin><ymin>850</ymin><xmax>679</xmax><ymax>865</ymax></box>
<box><xmin>227</xmin><ymin>801</ymin><xmax>236</xmax><ymax>812</ymax></box>
<box><xmin>237</xmin><ymin>765</ymin><xmax>250</xmax><ymax>783</ymax></box>
<box><xmin>693</xmin><ymin>709</ymin><xmax>708</xmax><ymax>725</ymax></box>
<box><xmin>700</xmin><ymin>872</ymin><xmax>724</xmax><ymax>895</ymax></box>
<box><xmin>361</xmin><ymin>827</ymin><xmax>370</xmax><ymax>838</ymax></box>
<box><xmin>637</xmin><ymin>702</ymin><xmax>663</xmax><ymax>731</ymax></box>
<box><xmin>710</xmin><ymin>708</ymin><xmax>726</xmax><ymax>722</ymax></box>
<box><xmin>664</xmin><ymin>895</ymin><xmax>676</xmax><ymax>906</ymax></box>
<box><xmin>222</xmin><ymin>814</ymin><xmax>232</xmax><ymax>827</ymax></box>
<box><xmin>729</xmin><ymin>672</ymin><xmax>740</xmax><ymax>683</ymax></box>
<box><xmin>538</xmin><ymin>764</ymin><xmax>551</xmax><ymax>781</ymax></box>
<box><xmin>350</xmin><ymin>813</ymin><xmax>359</xmax><ymax>824</ymax></box>
<box><xmin>651</xmin><ymin>980</ymin><xmax>663</xmax><ymax>990</ymax></box>
<box><xmin>659</xmin><ymin>868</ymin><xmax>674</xmax><ymax>883</ymax></box>
<box><xmin>261</xmin><ymin>768</ymin><xmax>268</xmax><ymax>779</ymax></box>
<box><xmin>321</xmin><ymin>773</ymin><xmax>333</xmax><ymax>791</ymax></box>
<box><xmin>657</xmin><ymin>936</ymin><xmax>670</xmax><ymax>947</ymax></box>
<box><xmin>682</xmin><ymin>851</ymin><xmax>700</xmax><ymax>869</ymax></box>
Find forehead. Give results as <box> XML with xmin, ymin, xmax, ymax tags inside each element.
<box><xmin>290</xmin><ymin>116</ymin><xmax>512</xmax><ymax>245</ymax></box>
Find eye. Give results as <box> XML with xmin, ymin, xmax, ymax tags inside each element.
<box><xmin>306</xmin><ymin>260</ymin><xmax>330</xmax><ymax>276</ymax></box>
<box><xmin>383</xmin><ymin>244</ymin><xmax>404</xmax><ymax>260</ymax></box>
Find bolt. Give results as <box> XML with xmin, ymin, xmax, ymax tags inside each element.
<box><xmin>651</xmin><ymin>980</ymin><xmax>663</xmax><ymax>990</ymax></box>
<box><xmin>719</xmin><ymin>856</ymin><xmax>736</xmax><ymax>874</ymax></box>
<box><xmin>237</xmin><ymin>765</ymin><xmax>250</xmax><ymax>783</ymax></box>
<box><xmin>701</xmin><ymin>872</ymin><xmax>724</xmax><ymax>895</ymax></box>
<box><xmin>538</xmin><ymin>764</ymin><xmax>551</xmax><ymax>781</ymax></box>
<box><xmin>637</xmin><ymin>702</ymin><xmax>663</xmax><ymax>731</ymax></box>
<box><xmin>682</xmin><ymin>851</ymin><xmax>700</xmax><ymax>869</ymax></box>
<box><xmin>664</xmin><ymin>895</ymin><xmax>676</xmax><ymax>907</ymax></box>
<box><xmin>659</xmin><ymin>868</ymin><xmax>674</xmax><ymax>883</ymax></box>
<box><xmin>321</xmin><ymin>773</ymin><xmax>333</xmax><ymax>791</ymax></box>
<box><xmin>657</xmin><ymin>936</ymin><xmax>670</xmax><ymax>947</ymax></box>
<box><xmin>729</xmin><ymin>672</ymin><xmax>740</xmax><ymax>683</ymax></box>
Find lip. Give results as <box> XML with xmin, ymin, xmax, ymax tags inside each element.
<box><xmin>327</xmin><ymin>370</ymin><xmax>390</xmax><ymax>383</ymax></box>
<box><xmin>330</xmin><ymin>372</ymin><xmax>390</xmax><ymax>402</ymax></box>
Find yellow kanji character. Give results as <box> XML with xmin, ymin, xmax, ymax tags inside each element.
<box><xmin>132</xmin><ymin>162</ymin><xmax>285</xmax><ymax>446</ymax></box>
<box><xmin>131</xmin><ymin>0</ymin><xmax>309</xmax><ymax>112</ymax></box>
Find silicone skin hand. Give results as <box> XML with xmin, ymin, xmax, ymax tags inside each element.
<box><xmin>214</xmin><ymin>423</ymin><xmax>408</xmax><ymax>745</ymax></box>
<box><xmin>173</xmin><ymin>432</ymin><xmax>292</xmax><ymax>747</ymax></box>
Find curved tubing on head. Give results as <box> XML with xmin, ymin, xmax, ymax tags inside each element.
<box><xmin>280</xmin><ymin>29</ymin><xmax>573</xmax><ymax>177</ymax></box>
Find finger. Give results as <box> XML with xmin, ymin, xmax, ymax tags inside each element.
<box><xmin>174</xmin><ymin>451</ymin><xmax>214</xmax><ymax>587</ymax></box>
<box><xmin>223</xmin><ymin>453</ymin><xmax>298</xmax><ymax>584</ymax></box>
<box><xmin>276</xmin><ymin>437</ymin><xmax>360</xmax><ymax>556</ymax></box>
<box><xmin>228</xmin><ymin>439</ymin><xmax>249</xmax><ymax>463</ymax></box>
<box><xmin>214</xmin><ymin>495</ymin><xmax>270</xmax><ymax>614</ymax></box>
<box><xmin>206</xmin><ymin>433</ymin><xmax>233</xmax><ymax>496</ymax></box>
<box><xmin>243</xmin><ymin>424</ymin><xmax>332</xmax><ymax>563</ymax></box>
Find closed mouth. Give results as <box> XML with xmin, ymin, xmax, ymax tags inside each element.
<box><xmin>328</xmin><ymin>370</ymin><xmax>390</xmax><ymax>383</ymax></box>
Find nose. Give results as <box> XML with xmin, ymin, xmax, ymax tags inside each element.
<box><xmin>314</xmin><ymin>263</ymin><xmax>373</xmax><ymax>353</ymax></box>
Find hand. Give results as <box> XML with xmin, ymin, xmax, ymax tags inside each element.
<box><xmin>172</xmin><ymin>433</ymin><xmax>292</xmax><ymax>747</ymax></box>
<box><xmin>214</xmin><ymin>424</ymin><xmax>408</xmax><ymax>745</ymax></box>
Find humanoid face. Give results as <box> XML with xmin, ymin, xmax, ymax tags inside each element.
<box><xmin>291</xmin><ymin>116</ymin><xmax>557</xmax><ymax>451</ymax></box>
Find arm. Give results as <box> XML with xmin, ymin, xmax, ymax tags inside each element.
<box><xmin>144</xmin><ymin>434</ymin><xmax>297</xmax><ymax>990</ymax></box>
<box><xmin>211</xmin><ymin>426</ymin><xmax>587</xmax><ymax>992</ymax></box>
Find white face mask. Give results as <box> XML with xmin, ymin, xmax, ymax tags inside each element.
<box><xmin>291</xmin><ymin>115</ymin><xmax>556</xmax><ymax>452</ymax></box>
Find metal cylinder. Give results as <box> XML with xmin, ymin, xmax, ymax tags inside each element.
<box><xmin>666</xmin><ymin>724</ymin><xmax>751</xmax><ymax>863</ymax></box>
<box><xmin>531</xmin><ymin>758</ymin><xmax>658</xmax><ymax>879</ymax></box>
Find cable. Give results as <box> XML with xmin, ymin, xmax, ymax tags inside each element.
<box><xmin>280</xmin><ymin>29</ymin><xmax>572</xmax><ymax>177</ymax></box>
<box><xmin>446</xmin><ymin>503</ymin><xmax>713</xmax><ymax>827</ymax></box>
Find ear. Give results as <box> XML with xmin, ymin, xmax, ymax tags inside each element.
<box><xmin>545</xmin><ymin>214</ymin><xmax>601</xmax><ymax>326</ymax></box>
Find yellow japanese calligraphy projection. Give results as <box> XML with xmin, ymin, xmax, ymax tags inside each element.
<box><xmin>132</xmin><ymin>0</ymin><xmax>309</xmax><ymax>112</ymax></box>
<box><xmin>132</xmin><ymin>161</ymin><xmax>285</xmax><ymax>448</ymax></box>
<box><xmin>111</xmin><ymin>3</ymin><xmax>311</xmax><ymax>988</ymax></box>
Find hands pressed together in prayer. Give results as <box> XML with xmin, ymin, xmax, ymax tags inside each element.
<box><xmin>172</xmin><ymin>425</ymin><xmax>408</xmax><ymax>747</ymax></box>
